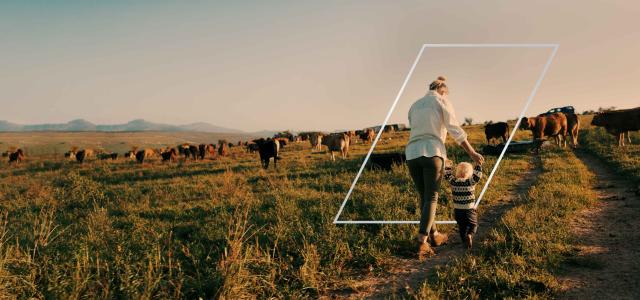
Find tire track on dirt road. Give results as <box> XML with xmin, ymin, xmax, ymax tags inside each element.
<box><xmin>330</xmin><ymin>156</ymin><xmax>543</xmax><ymax>299</ymax></box>
<box><xmin>558</xmin><ymin>151</ymin><xmax>640</xmax><ymax>299</ymax></box>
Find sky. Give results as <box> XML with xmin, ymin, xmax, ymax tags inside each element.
<box><xmin>1</xmin><ymin>1</ymin><xmax>639</xmax><ymax>132</ymax></box>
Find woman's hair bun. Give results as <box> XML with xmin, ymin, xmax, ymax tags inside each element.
<box><xmin>436</xmin><ymin>75</ymin><xmax>447</xmax><ymax>81</ymax></box>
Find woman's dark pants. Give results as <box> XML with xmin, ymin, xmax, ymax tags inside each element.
<box><xmin>407</xmin><ymin>156</ymin><xmax>443</xmax><ymax>235</ymax></box>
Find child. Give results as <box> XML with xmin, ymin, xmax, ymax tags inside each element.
<box><xmin>444</xmin><ymin>159</ymin><xmax>483</xmax><ymax>249</ymax></box>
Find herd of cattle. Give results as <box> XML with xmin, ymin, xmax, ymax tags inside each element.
<box><xmin>519</xmin><ymin>106</ymin><xmax>639</xmax><ymax>150</ymax></box>
<box><xmin>1</xmin><ymin>108</ymin><xmax>638</xmax><ymax>167</ymax></box>
<box><xmin>0</xmin><ymin>126</ymin><xmax>380</xmax><ymax>169</ymax></box>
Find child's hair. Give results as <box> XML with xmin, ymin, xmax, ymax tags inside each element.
<box><xmin>455</xmin><ymin>162</ymin><xmax>473</xmax><ymax>180</ymax></box>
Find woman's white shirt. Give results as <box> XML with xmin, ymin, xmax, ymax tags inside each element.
<box><xmin>405</xmin><ymin>90</ymin><xmax>468</xmax><ymax>161</ymax></box>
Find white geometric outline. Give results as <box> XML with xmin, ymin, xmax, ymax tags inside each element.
<box><xmin>333</xmin><ymin>43</ymin><xmax>559</xmax><ymax>225</ymax></box>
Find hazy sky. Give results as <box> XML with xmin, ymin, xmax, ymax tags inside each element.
<box><xmin>1</xmin><ymin>1</ymin><xmax>639</xmax><ymax>132</ymax></box>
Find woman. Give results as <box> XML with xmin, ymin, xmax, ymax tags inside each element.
<box><xmin>405</xmin><ymin>76</ymin><xmax>484</xmax><ymax>258</ymax></box>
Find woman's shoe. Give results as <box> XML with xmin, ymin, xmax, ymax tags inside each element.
<box><xmin>418</xmin><ymin>242</ymin><xmax>435</xmax><ymax>260</ymax></box>
<box><xmin>430</xmin><ymin>231</ymin><xmax>449</xmax><ymax>247</ymax></box>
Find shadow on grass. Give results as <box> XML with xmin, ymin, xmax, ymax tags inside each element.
<box><xmin>93</xmin><ymin>164</ymin><xmax>255</xmax><ymax>185</ymax></box>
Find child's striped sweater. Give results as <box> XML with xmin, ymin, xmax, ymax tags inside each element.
<box><xmin>444</xmin><ymin>164</ymin><xmax>483</xmax><ymax>209</ymax></box>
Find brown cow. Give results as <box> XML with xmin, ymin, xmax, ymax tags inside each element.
<box><xmin>519</xmin><ymin>112</ymin><xmax>568</xmax><ymax>151</ymax></box>
<box><xmin>8</xmin><ymin>149</ymin><xmax>24</xmax><ymax>163</ymax></box>
<box><xmin>322</xmin><ymin>133</ymin><xmax>350</xmax><ymax>161</ymax></box>
<box><xmin>566</xmin><ymin>113</ymin><xmax>580</xmax><ymax>148</ymax></box>
<box><xmin>218</xmin><ymin>140</ymin><xmax>229</xmax><ymax>156</ymax></box>
<box><xmin>591</xmin><ymin>107</ymin><xmax>640</xmax><ymax>146</ymax></box>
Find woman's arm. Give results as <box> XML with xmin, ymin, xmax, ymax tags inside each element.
<box><xmin>460</xmin><ymin>140</ymin><xmax>485</xmax><ymax>165</ymax></box>
<box><xmin>440</xmin><ymin>99</ymin><xmax>468</xmax><ymax>144</ymax></box>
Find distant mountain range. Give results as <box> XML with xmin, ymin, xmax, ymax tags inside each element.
<box><xmin>0</xmin><ymin>119</ymin><xmax>247</xmax><ymax>134</ymax></box>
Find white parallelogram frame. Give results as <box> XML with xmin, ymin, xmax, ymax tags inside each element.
<box><xmin>333</xmin><ymin>43</ymin><xmax>559</xmax><ymax>225</ymax></box>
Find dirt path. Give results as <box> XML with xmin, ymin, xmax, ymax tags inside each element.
<box><xmin>558</xmin><ymin>152</ymin><xmax>640</xmax><ymax>299</ymax></box>
<box><xmin>331</xmin><ymin>156</ymin><xmax>543</xmax><ymax>299</ymax></box>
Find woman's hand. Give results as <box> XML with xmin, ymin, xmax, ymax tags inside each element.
<box><xmin>470</xmin><ymin>151</ymin><xmax>485</xmax><ymax>165</ymax></box>
<box><xmin>460</xmin><ymin>140</ymin><xmax>485</xmax><ymax>165</ymax></box>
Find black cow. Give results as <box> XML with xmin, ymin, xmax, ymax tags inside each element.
<box><xmin>254</xmin><ymin>138</ymin><xmax>282</xmax><ymax>169</ymax></box>
<box><xmin>161</xmin><ymin>148</ymin><xmax>178</xmax><ymax>162</ymax></box>
<box><xmin>188</xmin><ymin>145</ymin><xmax>199</xmax><ymax>160</ymax></box>
<box><xmin>484</xmin><ymin>122</ymin><xmax>509</xmax><ymax>145</ymax></box>
<box><xmin>367</xmin><ymin>152</ymin><xmax>405</xmax><ymax>171</ymax></box>
<box><xmin>8</xmin><ymin>149</ymin><xmax>24</xmax><ymax>163</ymax></box>
<box><xmin>246</xmin><ymin>143</ymin><xmax>259</xmax><ymax>153</ymax></box>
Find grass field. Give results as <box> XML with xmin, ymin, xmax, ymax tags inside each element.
<box><xmin>0</xmin><ymin>116</ymin><xmax>631</xmax><ymax>298</ymax></box>
<box><xmin>578</xmin><ymin>119</ymin><xmax>640</xmax><ymax>185</ymax></box>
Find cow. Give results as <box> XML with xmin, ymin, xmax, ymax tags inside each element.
<box><xmin>566</xmin><ymin>113</ymin><xmax>580</xmax><ymax>148</ymax></box>
<box><xmin>322</xmin><ymin>133</ymin><xmax>350</xmax><ymax>161</ymax></box>
<box><xmin>519</xmin><ymin>112</ymin><xmax>568</xmax><ymax>151</ymax></box>
<box><xmin>342</xmin><ymin>131</ymin><xmax>357</xmax><ymax>144</ymax></box>
<box><xmin>161</xmin><ymin>148</ymin><xmax>178</xmax><ymax>162</ymax></box>
<box><xmin>246</xmin><ymin>142</ymin><xmax>259</xmax><ymax>153</ymax></box>
<box><xmin>309</xmin><ymin>132</ymin><xmax>324</xmax><ymax>152</ymax></box>
<box><xmin>484</xmin><ymin>122</ymin><xmax>509</xmax><ymax>145</ymax></box>
<box><xmin>8</xmin><ymin>149</ymin><xmax>24</xmax><ymax>163</ymax></box>
<box><xmin>135</xmin><ymin>148</ymin><xmax>157</xmax><ymax>163</ymax></box>
<box><xmin>184</xmin><ymin>145</ymin><xmax>197</xmax><ymax>160</ymax></box>
<box><xmin>591</xmin><ymin>107</ymin><xmax>640</xmax><ymax>146</ymax></box>
<box><xmin>218</xmin><ymin>140</ymin><xmax>229</xmax><ymax>156</ymax></box>
<box><xmin>177</xmin><ymin>144</ymin><xmax>191</xmax><ymax>159</ymax></box>
<box><xmin>359</xmin><ymin>128</ymin><xmax>375</xmax><ymax>144</ymax></box>
<box><xmin>76</xmin><ymin>149</ymin><xmax>96</xmax><ymax>163</ymax></box>
<box><xmin>253</xmin><ymin>138</ymin><xmax>282</xmax><ymax>169</ymax></box>
<box><xmin>124</xmin><ymin>150</ymin><xmax>137</xmax><ymax>160</ymax></box>
<box><xmin>64</xmin><ymin>151</ymin><xmax>76</xmax><ymax>160</ymax></box>
<box><xmin>198</xmin><ymin>144</ymin><xmax>207</xmax><ymax>160</ymax></box>
<box><xmin>274</xmin><ymin>131</ymin><xmax>295</xmax><ymax>142</ymax></box>
<box><xmin>197</xmin><ymin>144</ymin><xmax>216</xmax><ymax>160</ymax></box>
<box><xmin>368</xmin><ymin>152</ymin><xmax>406</xmax><ymax>171</ymax></box>
<box><xmin>298</xmin><ymin>132</ymin><xmax>312</xmax><ymax>142</ymax></box>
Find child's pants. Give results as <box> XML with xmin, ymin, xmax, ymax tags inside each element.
<box><xmin>454</xmin><ymin>208</ymin><xmax>478</xmax><ymax>240</ymax></box>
